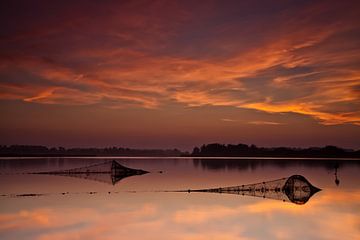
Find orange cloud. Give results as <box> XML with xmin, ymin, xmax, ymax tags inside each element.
<box><xmin>242</xmin><ymin>102</ymin><xmax>360</xmax><ymax>125</ymax></box>
<box><xmin>248</xmin><ymin>121</ymin><xmax>283</xmax><ymax>125</ymax></box>
<box><xmin>0</xmin><ymin>1</ymin><xmax>359</xmax><ymax>127</ymax></box>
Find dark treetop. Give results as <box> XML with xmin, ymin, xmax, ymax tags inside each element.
<box><xmin>0</xmin><ymin>145</ymin><xmax>184</xmax><ymax>157</ymax></box>
<box><xmin>1</xmin><ymin>144</ymin><xmax>360</xmax><ymax>158</ymax></box>
<box><xmin>190</xmin><ymin>143</ymin><xmax>360</xmax><ymax>158</ymax></box>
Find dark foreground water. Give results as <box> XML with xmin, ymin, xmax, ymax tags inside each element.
<box><xmin>0</xmin><ymin>157</ymin><xmax>359</xmax><ymax>240</ymax></box>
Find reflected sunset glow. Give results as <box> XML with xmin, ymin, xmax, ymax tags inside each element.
<box><xmin>0</xmin><ymin>158</ymin><xmax>359</xmax><ymax>240</ymax></box>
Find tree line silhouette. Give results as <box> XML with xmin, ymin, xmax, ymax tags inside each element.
<box><xmin>0</xmin><ymin>145</ymin><xmax>183</xmax><ymax>157</ymax></box>
<box><xmin>191</xmin><ymin>143</ymin><xmax>360</xmax><ymax>158</ymax></box>
<box><xmin>0</xmin><ymin>143</ymin><xmax>359</xmax><ymax>158</ymax></box>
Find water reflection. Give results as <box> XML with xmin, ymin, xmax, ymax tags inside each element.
<box><xmin>0</xmin><ymin>157</ymin><xmax>359</xmax><ymax>240</ymax></box>
<box><xmin>34</xmin><ymin>160</ymin><xmax>148</xmax><ymax>185</ymax></box>
<box><xmin>193</xmin><ymin>158</ymin><xmax>360</xmax><ymax>171</ymax></box>
<box><xmin>334</xmin><ymin>162</ymin><xmax>340</xmax><ymax>186</ymax></box>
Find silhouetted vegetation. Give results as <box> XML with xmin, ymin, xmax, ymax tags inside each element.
<box><xmin>1</xmin><ymin>143</ymin><xmax>359</xmax><ymax>157</ymax></box>
<box><xmin>191</xmin><ymin>143</ymin><xmax>360</xmax><ymax>158</ymax></box>
<box><xmin>0</xmin><ymin>145</ymin><xmax>183</xmax><ymax>157</ymax></box>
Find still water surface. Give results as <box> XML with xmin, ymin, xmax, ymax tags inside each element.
<box><xmin>0</xmin><ymin>157</ymin><xmax>359</xmax><ymax>240</ymax></box>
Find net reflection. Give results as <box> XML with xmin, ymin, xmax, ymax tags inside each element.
<box><xmin>178</xmin><ymin>175</ymin><xmax>321</xmax><ymax>205</ymax></box>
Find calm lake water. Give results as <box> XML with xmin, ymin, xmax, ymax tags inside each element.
<box><xmin>0</xmin><ymin>157</ymin><xmax>359</xmax><ymax>240</ymax></box>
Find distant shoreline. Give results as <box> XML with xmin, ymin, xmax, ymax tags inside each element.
<box><xmin>1</xmin><ymin>144</ymin><xmax>359</xmax><ymax>158</ymax></box>
<box><xmin>1</xmin><ymin>156</ymin><xmax>360</xmax><ymax>161</ymax></box>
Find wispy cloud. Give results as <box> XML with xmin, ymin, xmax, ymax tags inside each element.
<box><xmin>248</xmin><ymin>121</ymin><xmax>283</xmax><ymax>125</ymax></box>
<box><xmin>0</xmin><ymin>1</ymin><xmax>359</xmax><ymax>126</ymax></box>
<box><xmin>221</xmin><ymin>118</ymin><xmax>238</xmax><ymax>122</ymax></box>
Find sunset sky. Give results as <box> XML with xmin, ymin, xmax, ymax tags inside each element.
<box><xmin>1</xmin><ymin>0</ymin><xmax>360</xmax><ymax>150</ymax></box>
